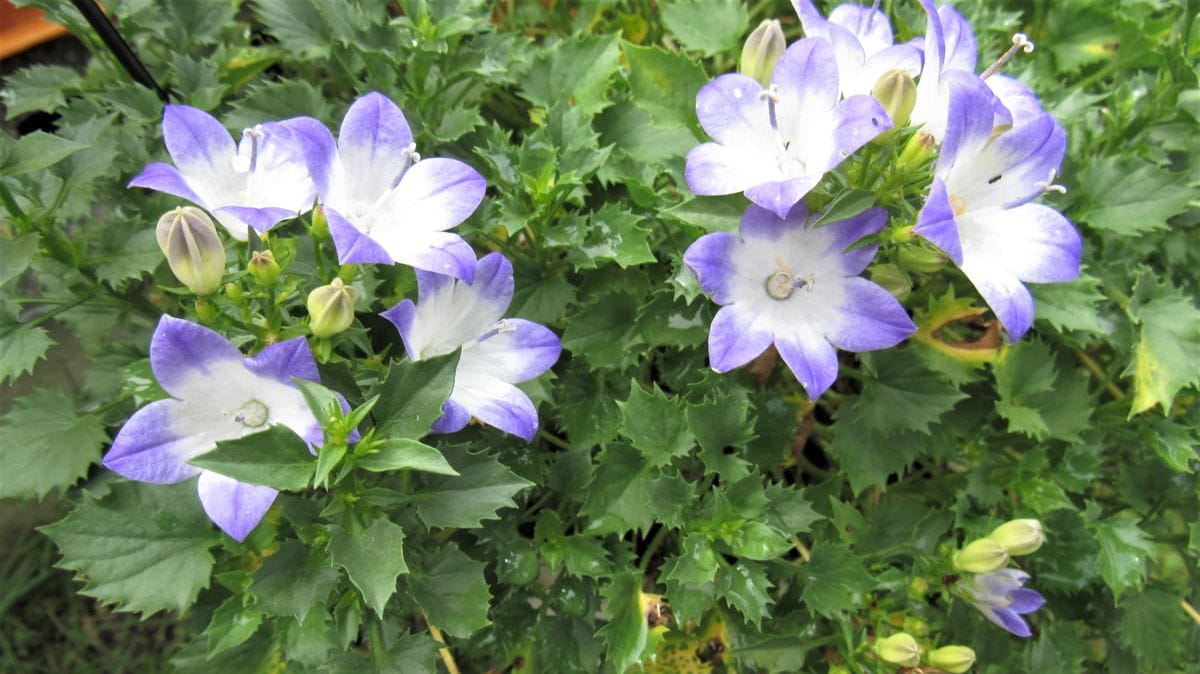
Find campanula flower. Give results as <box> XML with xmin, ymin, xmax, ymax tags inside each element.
<box><xmin>156</xmin><ymin>207</ymin><xmax>225</xmax><ymax>295</ymax></box>
<box><xmin>914</xmin><ymin>74</ymin><xmax>1080</xmax><ymax>339</ymax></box>
<box><xmin>791</xmin><ymin>0</ymin><xmax>922</xmax><ymax>98</ymax></box>
<box><xmin>286</xmin><ymin>92</ymin><xmax>486</xmax><ymax>281</ymax></box>
<box><xmin>684</xmin><ymin>202</ymin><xmax>915</xmax><ymax>399</ymax></box>
<box><xmin>382</xmin><ymin>253</ymin><xmax>561</xmax><ymax>441</ymax></box>
<box><xmin>962</xmin><ymin>568</ymin><xmax>1045</xmax><ymax>637</ymax></box>
<box><xmin>103</xmin><ymin>316</ymin><xmax>330</xmax><ymax>541</ymax></box>
<box><xmin>686</xmin><ymin>38</ymin><xmax>892</xmax><ymax>219</ymax></box>
<box><xmin>129</xmin><ymin>105</ymin><xmax>317</xmax><ymax>240</ymax></box>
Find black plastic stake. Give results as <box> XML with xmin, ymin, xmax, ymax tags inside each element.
<box><xmin>68</xmin><ymin>0</ymin><xmax>172</xmax><ymax>102</ymax></box>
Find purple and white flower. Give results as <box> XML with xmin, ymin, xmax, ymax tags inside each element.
<box><xmin>791</xmin><ymin>0</ymin><xmax>922</xmax><ymax>98</ymax></box>
<box><xmin>684</xmin><ymin>202</ymin><xmax>915</xmax><ymax>399</ymax></box>
<box><xmin>286</xmin><ymin>92</ymin><xmax>486</xmax><ymax>281</ymax></box>
<box><xmin>382</xmin><ymin>253</ymin><xmax>561</xmax><ymax>441</ymax></box>
<box><xmin>129</xmin><ymin>105</ymin><xmax>317</xmax><ymax>241</ymax></box>
<box><xmin>685</xmin><ymin>38</ymin><xmax>892</xmax><ymax>219</ymax></box>
<box><xmin>914</xmin><ymin>74</ymin><xmax>1080</xmax><ymax>340</ymax></box>
<box><xmin>963</xmin><ymin>568</ymin><xmax>1045</xmax><ymax>638</ymax></box>
<box><xmin>103</xmin><ymin>316</ymin><xmax>328</xmax><ymax>541</ymax></box>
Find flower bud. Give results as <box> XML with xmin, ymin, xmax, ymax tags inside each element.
<box><xmin>907</xmin><ymin>576</ymin><xmax>930</xmax><ymax>600</ymax></box>
<box><xmin>926</xmin><ymin>645</ymin><xmax>976</xmax><ymax>673</ymax></box>
<box><xmin>307</xmin><ymin>278</ymin><xmax>358</xmax><ymax>338</ymax></box>
<box><xmin>898</xmin><ymin>245</ymin><xmax>946</xmax><ymax>274</ymax></box>
<box><xmin>248</xmin><ymin>250</ymin><xmax>281</xmax><ymax>286</ymax></box>
<box><xmin>870</xmin><ymin>263</ymin><xmax>911</xmax><ymax>300</ymax></box>
<box><xmin>156</xmin><ymin>206</ymin><xmax>225</xmax><ymax>295</ymax></box>
<box><xmin>903</xmin><ymin>616</ymin><xmax>930</xmax><ymax>638</ymax></box>
<box><xmin>740</xmin><ymin>20</ymin><xmax>786</xmax><ymax>87</ymax></box>
<box><xmin>872</xmin><ymin>69</ymin><xmax>917</xmax><ymax>129</ymax></box>
<box><xmin>224</xmin><ymin>282</ymin><xmax>244</xmax><ymax>302</ymax></box>
<box><xmin>954</xmin><ymin>538</ymin><xmax>1010</xmax><ymax>574</ymax></box>
<box><xmin>875</xmin><ymin>632</ymin><xmax>921</xmax><ymax>667</ymax></box>
<box><xmin>988</xmin><ymin>519</ymin><xmax>1045</xmax><ymax>556</ymax></box>
<box><xmin>311</xmin><ymin>205</ymin><xmax>329</xmax><ymax>240</ymax></box>
<box><xmin>897</xmin><ymin>132</ymin><xmax>936</xmax><ymax>173</ymax></box>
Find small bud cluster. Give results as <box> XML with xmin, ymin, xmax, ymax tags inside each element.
<box><xmin>875</xmin><ymin>631</ymin><xmax>976</xmax><ymax>673</ymax></box>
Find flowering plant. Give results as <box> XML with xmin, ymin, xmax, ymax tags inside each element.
<box><xmin>1</xmin><ymin>1</ymin><xmax>1197</xmax><ymax>672</ymax></box>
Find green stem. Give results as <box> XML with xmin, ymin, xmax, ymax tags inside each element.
<box><xmin>637</xmin><ymin>525</ymin><xmax>671</xmax><ymax>574</ymax></box>
<box><xmin>23</xmin><ymin>292</ymin><xmax>98</xmax><ymax>329</ymax></box>
<box><xmin>0</xmin><ymin>181</ymin><xmax>31</xmax><ymax>231</ymax></box>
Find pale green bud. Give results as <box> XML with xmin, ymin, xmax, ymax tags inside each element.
<box><xmin>907</xmin><ymin>576</ymin><xmax>930</xmax><ymax>600</ymax></box>
<box><xmin>897</xmin><ymin>131</ymin><xmax>936</xmax><ymax>173</ymax></box>
<box><xmin>954</xmin><ymin>538</ymin><xmax>1010</xmax><ymax>574</ymax></box>
<box><xmin>310</xmin><ymin>204</ymin><xmax>330</xmax><ymax>240</ymax></box>
<box><xmin>875</xmin><ymin>632</ymin><xmax>922</xmax><ymax>667</ymax></box>
<box><xmin>156</xmin><ymin>206</ymin><xmax>225</xmax><ymax>295</ymax></box>
<box><xmin>988</xmin><ymin>519</ymin><xmax>1045</xmax><ymax>556</ymax></box>
<box><xmin>740</xmin><ymin>19</ymin><xmax>786</xmax><ymax>87</ymax></box>
<box><xmin>898</xmin><ymin>245</ymin><xmax>947</xmax><ymax>274</ymax></box>
<box><xmin>307</xmin><ymin>278</ymin><xmax>358</xmax><ymax>338</ymax></box>
<box><xmin>248</xmin><ymin>250</ymin><xmax>281</xmax><ymax>286</ymax></box>
<box><xmin>872</xmin><ymin>69</ymin><xmax>917</xmax><ymax>129</ymax></box>
<box><xmin>926</xmin><ymin>645</ymin><xmax>976</xmax><ymax>673</ymax></box>
<box><xmin>870</xmin><ymin>263</ymin><xmax>911</xmax><ymax>300</ymax></box>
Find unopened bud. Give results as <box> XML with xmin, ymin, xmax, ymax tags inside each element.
<box><xmin>988</xmin><ymin>519</ymin><xmax>1045</xmax><ymax>556</ymax></box>
<box><xmin>311</xmin><ymin>205</ymin><xmax>329</xmax><ymax>240</ymax></box>
<box><xmin>907</xmin><ymin>576</ymin><xmax>930</xmax><ymax>600</ymax></box>
<box><xmin>194</xmin><ymin>297</ymin><xmax>217</xmax><ymax>323</ymax></box>
<box><xmin>872</xmin><ymin>69</ymin><xmax>917</xmax><ymax>129</ymax></box>
<box><xmin>875</xmin><ymin>632</ymin><xmax>921</xmax><ymax>667</ymax></box>
<box><xmin>898</xmin><ymin>245</ymin><xmax>946</xmax><ymax>274</ymax></box>
<box><xmin>926</xmin><ymin>645</ymin><xmax>976</xmax><ymax>673</ymax></box>
<box><xmin>740</xmin><ymin>20</ymin><xmax>786</xmax><ymax>87</ymax></box>
<box><xmin>307</xmin><ymin>278</ymin><xmax>358</xmax><ymax>338</ymax></box>
<box><xmin>870</xmin><ymin>264</ymin><xmax>911</xmax><ymax>299</ymax></box>
<box><xmin>224</xmin><ymin>282</ymin><xmax>244</xmax><ymax>302</ymax></box>
<box><xmin>954</xmin><ymin>538</ymin><xmax>1010</xmax><ymax>574</ymax></box>
<box><xmin>903</xmin><ymin>616</ymin><xmax>930</xmax><ymax>638</ymax></box>
<box><xmin>156</xmin><ymin>206</ymin><xmax>225</xmax><ymax>295</ymax></box>
<box><xmin>248</xmin><ymin>250</ymin><xmax>281</xmax><ymax>286</ymax></box>
<box><xmin>897</xmin><ymin>132</ymin><xmax>936</xmax><ymax>173</ymax></box>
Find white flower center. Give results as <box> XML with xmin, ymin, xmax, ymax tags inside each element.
<box><xmin>231</xmin><ymin>399</ymin><xmax>269</xmax><ymax>428</ymax></box>
<box><xmin>764</xmin><ymin>257</ymin><xmax>816</xmax><ymax>300</ymax></box>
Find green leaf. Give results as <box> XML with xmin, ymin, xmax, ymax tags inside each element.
<box><xmin>663</xmin><ymin>194</ymin><xmax>746</xmax><ymax>232</ymax></box>
<box><xmin>827</xmin><ymin>419</ymin><xmax>947</xmax><ymax>495</ymax></box>
<box><xmin>0</xmin><ymin>324</ymin><xmax>55</xmax><ymax>386</ymax></box>
<box><xmin>1118</xmin><ymin>586</ymin><xmax>1189</xmax><ymax>671</ymax></box>
<box><xmin>1077</xmin><ymin>157</ymin><xmax>1193</xmax><ymax>235</ymax></box>
<box><xmin>0</xmin><ymin>131</ymin><xmax>88</xmax><ymax>174</ymax></box>
<box><xmin>555</xmin><ymin>205</ymin><xmax>656</xmax><ymax>270</ymax></box>
<box><xmin>581</xmin><ymin>446</ymin><xmax>690</xmax><ymax>535</ymax></box>
<box><xmin>687</xmin><ymin>390</ymin><xmax>755</xmax><ymax>480</ymax></box>
<box><xmin>618</xmin><ymin>381</ymin><xmax>695</xmax><ymax>468</ymax></box>
<box><xmin>408</xmin><ymin>545</ymin><xmax>491</xmax><ymax>638</ymax></box>
<box><xmin>41</xmin><ymin>481</ymin><xmax>218</xmax><ymax>615</ymax></box>
<box><xmin>715</xmin><ymin>560</ymin><xmax>774</xmax><ymax>627</ymax></box>
<box><xmin>1124</xmin><ymin>283</ymin><xmax>1200</xmax><ymax>415</ymax></box>
<box><xmin>524</xmin><ymin>35</ymin><xmax>621</xmax><ymax>116</ymax></box>
<box><xmin>189</xmin><ymin>425</ymin><xmax>314</xmax><ymax>491</ymax></box>
<box><xmin>205</xmin><ymin>596</ymin><xmax>264</xmax><ymax>657</ymax></box>
<box><xmin>1032</xmin><ymin>273</ymin><xmax>1110</xmax><ymax>335</ymax></box>
<box><xmin>597</xmin><ymin>573</ymin><xmax>656</xmax><ymax>673</ymax></box>
<box><xmin>993</xmin><ymin>341</ymin><xmax>1093</xmax><ymax>441</ymax></box>
<box><xmin>94</xmin><ymin>228</ymin><xmax>163</xmax><ymax>288</ymax></box>
<box><xmin>373</xmin><ymin>352</ymin><xmax>459</xmax><ymax>438</ymax></box>
<box><xmin>1142</xmin><ymin>418</ymin><xmax>1198</xmax><ymax>472</ymax></box>
<box><xmin>1085</xmin><ymin>507</ymin><xmax>1153</xmax><ymax>601</ymax></box>
<box><xmin>357</xmin><ymin>438</ymin><xmax>458</xmax><ymax>475</ymax></box>
<box><xmin>413</xmin><ymin>447</ymin><xmax>533</xmax><ymax>528</ymax></box>
<box><xmin>1013</xmin><ymin>477</ymin><xmax>1076</xmax><ymax>514</ymax></box>
<box><xmin>0</xmin><ymin>389</ymin><xmax>105</xmax><ymax>499</ymax></box>
<box><xmin>329</xmin><ymin>516</ymin><xmax>409</xmax><ymax>616</ymax></box>
<box><xmin>0</xmin><ymin>65</ymin><xmax>82</xmax><ymax>118</ymax></box>
<box><xmin>623</xmin><ymin>43</ymin><xmax>709</xmax><ymax>129</ymax></box>
<box><xmin>661</xmin><ymin>0</ymin><xmax>750</xmax><ymax>56</ymax></box>
<box><xmin>811</xmin><ymin>189</ymin><xmax>879</xmax><ymax>228</ymax></box>
<box><xmin>798</xmin><ymin>544</ymin><xmax>875</xmax><ymax>617</ymax></box>
<box><xmin>0</xmin><ymin>234</ymin><xmax>38</xmax><ymax>286</ymax></box>
<box><xmin>250</xmin><ymin>540</ymin><xmax>339</xmax><ymax>621</ymax></box>
<box><xmin>843</xmin><ymin>351</ymin><xmax>967</xmax><ymax>434</ymax></box>
<box><xmin>253</xmin><ymin>0</ymin><xmax>334</xmax><ymax>58</ymax></box>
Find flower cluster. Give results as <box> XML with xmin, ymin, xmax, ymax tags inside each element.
<box><xmin>953</xmin><ymin>518</ymin><xmax>1047</xmax><ymax>637</ymax></box>
<box><xmin>683</xmin><ymin>0</ymin><xmax>1081</xmax><ymax>396</ymax></box>
<box><xmin>113</xmin><ymin>92</ymin><xmax>562</xmax><ymax>539</ymax></box>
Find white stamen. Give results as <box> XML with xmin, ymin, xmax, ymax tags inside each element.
<box><xmin>866</xmin><ymin>0</ymin><xmax>881</xmax><ymax>31</ymax></box>
<box><xmin>759</xmin><ymin>84</ymin><xmax>781</xmax><ymax>130</ymax></box>
<box><xmin>1034</xmin><ymin>168</ymin><xmax>1067</xmax><ymax>194</ymax></box>
<box><xmin>477</xmin><ymin>318</ymin><xmax>518</xmax><ymax>343</ymax></box>
<box><xmin>231</xmin><ymin>125</ymin><xmax>266</xmax><ymax>173</ymax></box>
<box><xmin>981</xmin><ymin>33</ymin><xmax>1035</xmax><ymax>80</ymax></box>
<box><xmin>389</xmin><ymin>143</ymin><xmax>421</xmax><ymax>189</ymax></box>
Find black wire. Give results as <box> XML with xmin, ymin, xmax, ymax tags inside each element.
<box><xmin>67</xmin><ymin>0</ymin><xmax>172</xmax><ymax>102</ymax></box>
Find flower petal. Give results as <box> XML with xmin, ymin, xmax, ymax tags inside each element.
<box><xmin>431</xmin><ymin>398</ymin><xmax>471</xmax><ymax>434</ymax></box>
<box><xmin>954</xmin><ymin>114</ymin><xmax>1066</xmax><ymax>210</ymax></box>
<box><xmin>103</xmin><ymin>399</ymin><xmax>205</xmax><ymax>484</ymax></box>
<box><xmin>280</xmin><ymin>116</ymin><xmax>337</xmax><ymax>198</ymax></box>
<box><xmin>463</xmin><ymin>318</ymin><xmax>561</xmax><ymax>383</ymax></box>
<box><xmin>960</xmin><ymin>255</ymin><xmax>1036</xmax><ymax>340</ymax></box>
<box><xmin>708</xmin><ymin>305</ymin><xmax>774</xmax><ymax>373</ymax></box>
<box><xmin>450</xmin><ymin>374</ymin><xmax>539</xmax><ymax>441</ymax></box>
<box><xmin>987</xmin><ymin>606</ymin><xmax>1033</xmax><ymax>638</ymax></box>
<box><xmin>825</xmin><ymin>277</ymin><xmax>916</xmax><ymax>351</ymax></box>
<box><xmin>1008</xmin><ymin>588</ymin><xmax>1045</xmax><ymax>614</ymax></box>
<box><xmin>825</xmin><ymin>207</ymin><xmax>888</xmax><ymax>275</ymax></box>
<box><xmin>381</xmin><ymin>299</ymin><xmax>419</xmax><ymax>360</ymax></box>
<box><xmin>987</xmin><ymin>75</ymin><xmax>1044</xmax><ymax>127</ymax></box>
<box><xmin>959</xmin><ymin>203</ymin><xmax>1081</xmax><ymax>284</ymax></box>
<box><xmin>327</xmin><ymin>207</ymin><xmax>395</xmax><ymax>265</ymax></box>
<box><xmin>830</xmin><ymin>94</ymin><xmax>892</xmax><ymax>166</ymax></box>
<box><xmin>938</xmin><ymin>3</ymin><xmax>978</xmax><ymax>73</ymax></box>
<box><xmin>856</xmin><ymin>44</ymin><xmax>924</xmax><ymax>97</ymax></box>
<box><xmin>938</xmin><ymin>73</ymin><xmax>998</xmax><ymax>177</ymax></box>
<box><xmin>197</xmin><ymin>470</ymin><xmax>278</xmax><ymax>542</ymax></box>
<box><xmin>774</xmin><ymin>320</ymin><xmax>839</xmax><ymax>399</ymax></box>
<box><xmin>215</xmin><ymin>206</ymin><xmax>298</xmax><ymax>235</ymax></box>
<box><xmin>772</xmin><ymin>38</ymin><xmax>840</xmax><ymax>114</ymax></box>
<box><xmin>333</xmin><ymin>92</ymin><xmax>415</xmax><ymax>206</ymax></box>
<box><xmin>161</xmin><ymin>104</ymin><xmax>239</xmax><ymax>208</ymax></box>
<box><xmin>150</xmin><ymin>315</ymin><xmax>243</xmax><ymax>398</ymax></box>
<box><xmin>828</xmin><ymin>3</ymin><xmax>895</xmax><ymax>56</ymax></box>
<box><xmin>685</xmin><ymin>142</ymin><xmax>781</xmax><ymax>198</ymax></box>
<box><xmin>378</xmin><ymin>157</ymin><xmax>486</xmax><ymax>233</ymax></box>
<box><xmin>914</xmin><ymin>178</ymin><xmax>964</xmax><ymax>265</ymax></box>
<box><xmin>378</xmin><ymin>230</ymin><xmax>477</xmax><ymax>282</ymax></box>
<box><xmin>683</xmin><ymin>232</ymin><xmax>739</xmax><ymax>305</ymax></box>
<box><xmin>695</xmin><ymin>73</ymin><xmax>770</xmax><ymax>147</ymax></box>
<box><xmin>243</xmin><ymin>337</ymin><xmax>320</xmax><ymax>387</ymax></box>
<box><xmin>745</xmin><ymin>176</ymin><xmax>822</xmax><ymax>220</ymax></box>
<box><xmin>128</xmin><ymin>162</ymin><xmax>203</xmax><ymax>203</ymax></box>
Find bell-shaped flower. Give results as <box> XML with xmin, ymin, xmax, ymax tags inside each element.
<box><xmin>285</xmin><ymin>92</ymin><xmax>486</xmax><ymax>282</ymax></box>
<box><xmin>381</xmin><ymin>253</ymin><xmax>561</xmax><ymax>441</ymax></box>
<box><xmin>686</xmin><ymin>38</ymin><xmax>892</xmax><ymax>219</ymax></box>
<box><xmin>103</xmin><ymin>316</ymin><xmax>330</xmax><ymax>541</ymax></box>
<box><xmin>962</xmin><ymin>568</ymin><xmax>1045</xmax><ymax>638</ymax></box>
<box><xmin>791</xmin><ymin>0</ymin><xmax>922</xmax><ymax>98</ymax></box>
<box><xmin>129</xmin><ymin>105</ymin><xmax>317</xmax><ymax>240</ymax></box>
<box><xmin>914</xmin><ymin>74</ymin><xmax>1080</xmax><ymax>340</ymax></box>
<box><xmin>683</xmin><ymin>202</ymin><xmax>916</xmax><ymax>399</ymax></box>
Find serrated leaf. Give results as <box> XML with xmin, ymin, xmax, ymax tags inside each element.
<box><xmin>827</xmin><ymin>418</ymin><xmax>949</xmax><ymax>495</ymax></box>
<box><xmin>253</xmin><ymin>0</ymin><xmax>334</xmax><ymax>58</ymax></box>
<box><xmin>41</xmin><ymin>481</ymin><xmax>218</xmax><ymax>615</ymax></box>
<box><xmin>798</xmin><ymin>544</ymin><xmax>875</xmax><ymax>617</ymax></box>
<box><xmin>561</xmin><ymin>205</ymin><xmax>656</xmax><ymax>270</ymax></box>
<box><xmin>330</xmin><ymin>516</ymin><xmax>409</xmax><ymax>616</ymax></box>
<box><xmin>205</xmin><ymin>596</ymin><xmax>264</xmax><ymax>657</ymax></box>
<box><xmin>598</xmin><ymin>573</ymin><xmax>658</xmax><ymax>673</ymax></box>
<box><xmin>1085</xmin><ymin>508</ymin><xmax>1153</xmax><ymax>601</ymax></box>
<box><xmin>1124</xmin><ymin>285</ymin><xmax>1200</xmax><ymax>415</ymax></box>
<box><xmin>413</xmin><ymin>447</ymin><xmax>533</xmax><ymax>528</ymax></box>
<box><xmin>408</xmin><ymin>545</ymin><xmax>491</xmax><ymax>638</ymax></box>
<box><xmin>357</xmin><ymin>438</ymin><xmax>458</xmax><ymax>475</ymax></box>
<box><xmin>663</xmin><ymin>195</ymin><xmax>745</xmax><ymax>233</ymax></box>
<box><xmin>1078</xmin><ymin>157</ymin><xmax>1193</xmax><ymax>235</ymax></box>
<box><xmin>250</xmin><ymin>540</ymin><xmax>339</xmax><ymax>621</ymax></box>
<box><xmin>716</xmin><ymin>560</ymin><xmax>774</xmax><ymax>627</ymax></box>
<box><xmin>1143</xmin><ymin>418</ymin><xmax>1198</xmax><ymax>472</ymax></box>
<box><xmin>1032</xmin><ymin>274</ymin><xmax>1109</xmax><ymax>334</ymax></box>
<box><xmin>0</xmin><ymin>131</ymin><xmax>88</xmax><ymax>174</ymax></box>
<box><xmin>1013</xmin><ymin>477</ymin><xmax>1076</xmax><ymax>514</ymax></box>
<box><xmin>524</xmin><ymin>35</ymin><xmax>621</xmax><ymax>116</ymax></box>
<box><xmin>0</xmin><ymin>324</ymin><xmax>55</xmax><ymax>386</ymax></box>
<box><xmin>1118</xmin><ymin>586</ymin><xmax>1189</xmax><ymax>671</ymax></box>
<box><xmin>844</xmin><ymin>351</ymin><xmax>967</xmax><ymax>434</ymax></box>
<box><xmin>0</xmin><ymin>65</ymin><xmax>82</xmax><ymax>118</ymax></box>
<box><xmin>581</xmin><ymin>445</ymin><xmax>691</xmax><ymax>535</ymax></box>
<box><xmin>0</xmin><ymin>389</ymin><xmax>105</xmax><ymax>499</ymax></box>
<box><xmin>618</xmin><ymin>381</ymin><xmax>694</xmax><ymax>468</ymax></box>
<box><xmin>94</xmin><ymin>226</ymin><xmax>162</xmax><ymax>288</ymax></box>
<box><xmin>189</xmin><ymin>425</ymin><xmax>314</xmax><ymax>491</ymax></box>
<box><xmin>0</xmin><ymin>234</ymin><xmax>38</xmax><ymax>286</ymax></box>
<box><xmin>661</xmin><ymin>0</ymin><xmax>749</xmax><ymax>56</ymax></box>
<box><xmin>373</xmin><ymin>352</ymin><xmax>459</xmax><ymax>439</ymax></box>
<box><xmin>994</xmin><ymin>340</ymin><xmax>1093</xmax><ymax>441</ymax></box>
<box><xmin>623</xmin><ymin>43</ymin><xmax>709</xmax><ymax>129</ymax></box>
